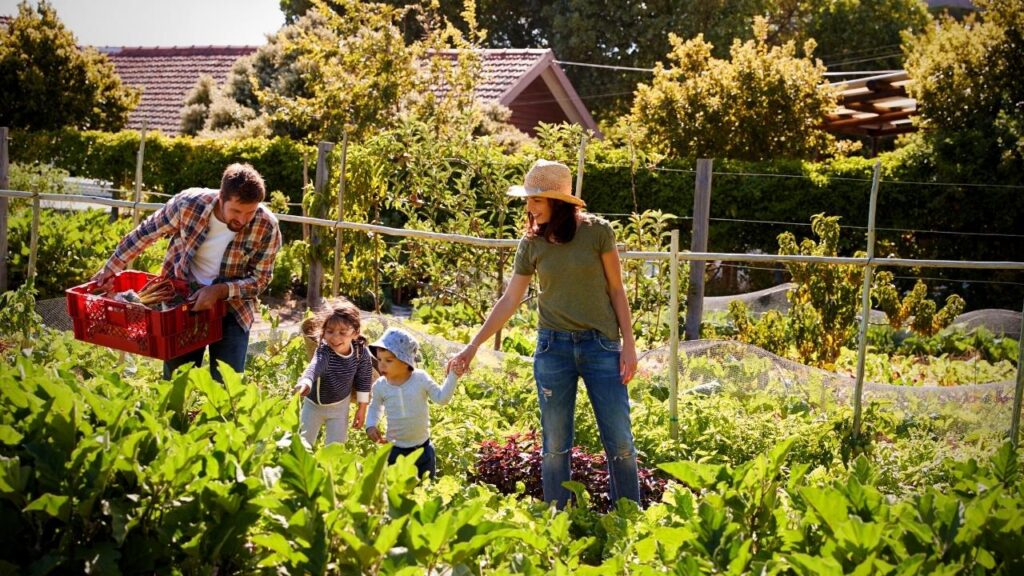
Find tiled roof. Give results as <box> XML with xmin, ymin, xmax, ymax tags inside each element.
<box><xmin>476</xmin><ymin>49</ymin><xmax>550</xmax><ymax>103</ymax></box>
<box><xmin>430</xmin><ymin>49</ymin><xmax>549</xmax><ymax>103</ymax></box>
<box><xmin>429</xmin><ymin>48</ymin><xmax>599</xmax><ymax>135</ymax></box>
<box><xmin>102</xmin><ymin>46</ymin><xmax>257</xmax><ymax>135</ymax></box>
<box><xmin>104</xmin><ymin>45</ymin><xmax>597</xmax><ymax>137</ymax></box>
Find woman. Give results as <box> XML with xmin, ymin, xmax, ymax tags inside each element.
<box><xmin>448</xmin><ymin>159</ymin><xmax>640</xmax><ymax>508</ymax></box>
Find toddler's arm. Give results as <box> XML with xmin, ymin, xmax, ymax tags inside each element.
<box><xmin>425</xmin><ymin>371</ymin><xmax>459</xmax><ymax>405</ymax></box>
<box><xmin>364</xmin><ymin>378</ymin><xmax>384</xmax><ymax>441</ymax></box>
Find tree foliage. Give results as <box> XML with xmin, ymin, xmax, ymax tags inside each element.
<box><xmin>628</xmin><ymin>19</ymin><xmax>836</xmax><ymax>161</ymax></box>
<box><xmin>310</xmin><ymin>1</ymin><xmax>932</xmax><ymax>121</ymax></box>
<box><xmin>763</xmin><ymin>0</ymin><xmax>931</xmax><ymax>72</ymax></box>
<box><xmin>0</xmin><ymin>0</ymin><xmax>139</xmax><ymax>131</ymax></box>
<box><xmin>222</xmin><ymin>0</ymin><xmax>483</xmax><ymax>144</ymax></box>
<box><xmin>902</xmin><ymin>0</ymin><xmax>1024</xmax><ymax>182</ymax></box>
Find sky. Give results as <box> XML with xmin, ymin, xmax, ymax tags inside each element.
<box><xmin>1</xmin><ymin>0</ymin><xmax>286</xmax><ymax>47</ymax></box>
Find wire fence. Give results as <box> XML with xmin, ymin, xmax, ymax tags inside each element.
<box><xmin>1</xmin><ymin>142</ymin><xmax>1022</xmax><ymax>448</ymax></box>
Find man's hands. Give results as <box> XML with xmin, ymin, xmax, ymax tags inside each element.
<box><xmin>189</xmin><ymin>283</ymin><xmax>228</xmax><ymax>311</ymax></box>
<box><xmin>366</xmin><ymin>426</ymin><xmax>385</xmax><ymax>444</ymax></box>
<box><xmin>90</xmin><ymin>267</ymin><xmax>118</xmax><ymax>294</ymax></box>
<box><xmin>352</xmin><ymin>403</ymin><xmax>367</xmax><ymax>429</ymax></box>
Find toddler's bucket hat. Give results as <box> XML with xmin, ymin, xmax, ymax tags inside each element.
<box><xmin>370</xmin><ymin>327</ymin><xmax>419</xmax><ymax>369</ymax></box>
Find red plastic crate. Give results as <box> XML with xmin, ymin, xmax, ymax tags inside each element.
<box><xmin>66</xmin><ymin>271</ymin><xmax>226</xmax><ymax>360</ymax></box>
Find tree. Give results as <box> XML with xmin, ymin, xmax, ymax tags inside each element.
<box><xmin>628</xmin><ymin>18</ymin><xmax>836</xmax><ymax>161</ymax></box>
<box><xmin>223</xmin><ymin>0</ymin><xmax>482</xmax><ymax>143</ymax></box>
<box><xmin>0</xmin><ymin>0</ymin><xmax>139</xmax><ymax>131</ymax></box>
<box><xmin>786</xmin><ymin>0</ymin><xmax>932</xmax><ymax>72</ymax></box>
<box><xmin>902</xmin><ymin>0</ymin><xmax>1024</xmax><ymax>182</ymax></box>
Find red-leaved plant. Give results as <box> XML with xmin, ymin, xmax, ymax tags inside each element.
<box><xmin>473</xmin><ymin>431</ymin><xmax>666</xmax><ymax>512</ymax></box>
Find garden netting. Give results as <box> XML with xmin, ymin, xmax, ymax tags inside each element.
<box><xmin>34</xmin><ymin>295</ymin><xmax>1019</xmax><ymax>437</ymax></box>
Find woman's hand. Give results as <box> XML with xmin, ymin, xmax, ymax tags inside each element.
<box><xmin>620</xmin><ymin>340</ymin><xmax>638</xmax><ymax>385</ymax></box>
<box><xmin>446</xmin><ymin>343</ymin><xmax>478</xmax><ymax>376</ymax></box>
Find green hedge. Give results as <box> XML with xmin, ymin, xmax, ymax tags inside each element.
<box><xmin>11</xmin><ymin>129</ymin><xmax>1023</xmax><ymax>308</ymax></box>
<box><xmin>11</xmin><ymin>129</ymin><xmax>312</xmax><ymax>201</ymax></box>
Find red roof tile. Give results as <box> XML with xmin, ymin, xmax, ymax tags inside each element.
<box><xmin>104</xmin><ymin>45</ymin><xmax>597</xmax><ymax>137</ymax></box>
<box><xmin>103</xmin><ymin>46</ymin><xmax>257</xmax><ymax>135</ymax></box>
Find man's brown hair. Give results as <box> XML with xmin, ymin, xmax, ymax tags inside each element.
<box><xmin>220</xmin><ymin>163</ymin><xmax>265</xmax><ymax>203</ymax></box>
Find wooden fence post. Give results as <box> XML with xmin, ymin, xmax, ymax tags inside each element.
<box><xmin>0</xmin><ymin>127</ymin><xmax>8</xmax><ymax>292</ymax></box>
<box><xmin>332</xmin><ymin>133</ymin><xmax>348</xmax><ymax>298</ymax></box>
<box><xmin>27</xmin><ymin>185</ymin><xmax>40</xmax><ymax>283</ymax></box>
<box><xmin>302</xmin><ymin>152</ymin><xmax>310</xmax><ymax>242</ymax></box>
<box><xmin>307</xmin><ymin>141</ymin><xmax>334</xmax><ymax>310</ymax></box>
<box><xmin>852</xmin><ymin>161</ymin><xmax>882</xmax><ymax>442</ymax></box>
<box><xmin>1011</xmin><ymin>299</ymin><xmax>1024</xmax><ymax>449</ymax></box>
<box><xmin>685</xmin><ymin>159</ymin><xmax>712</xmax><ymax>340</ymax></box>
<box><xmin>132</xmin><ymin>125</ymin><xmax>146</xmax><ymax>226</ymax></box>
<box><xmin>575</xmin><ymin>134</ymin><xmax>588</xmax><ymax>200</ymax></box>
<box><xmin>668</xmin><ymin>229</ymin><xmax>680</xmax><ymax>440</ymax></box>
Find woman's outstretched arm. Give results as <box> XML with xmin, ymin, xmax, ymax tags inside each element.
<box><xmin>447</xmin><ymin>273</ymin><xmax>531</xmax><ymax>375</ymax></box>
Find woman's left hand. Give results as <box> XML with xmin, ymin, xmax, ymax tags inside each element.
<box><xmin>620</xmin><ymin>340</ymin><xmax>638</xmax><ymax>385</ymax></box>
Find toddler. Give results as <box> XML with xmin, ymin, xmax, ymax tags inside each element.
<box><xmin>365</xmin><ymin>327</ymin><xmax>458</xmax><ymax>478</ymax></box>
<box><xmin>293</xmin><ymin>299</ymin><xmax>373</xmax><ymax>446</ymax></box>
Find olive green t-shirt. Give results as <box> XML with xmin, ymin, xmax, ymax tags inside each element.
<box><xmin>512</xmin><ymin>216</ymin><xmax>620</xmax><ymax>340</ymax></box>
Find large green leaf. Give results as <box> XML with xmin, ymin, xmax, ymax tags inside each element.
<box><xmin>659</xmin><ymin>461</ymin><xmax>725</xmax><ymax>489</ymax></box>
<box><xmin>24</xmin><ymin>493</ymin><xmax>70</xmax><ymax>521</ymax></box>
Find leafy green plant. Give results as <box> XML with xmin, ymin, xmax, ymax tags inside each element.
<box><xmin>872</xmin><ymin>270</ymin><xmax>966</xmax><ymax>336</ymax></box>
<box><xmin>0</xmin><ymin>279</ymin><xmax>43</xmax><ymax>351</ymax></box>
<box><xmin>611</xmin><ymin>210</ymin><xmax>688</xmax><ymax>349</ymax></box>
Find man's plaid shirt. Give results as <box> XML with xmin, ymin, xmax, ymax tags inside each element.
<box><xmin>104</xmin><ymin>188</ymin><xmax>282</xmax><ymax>330</ymax></box>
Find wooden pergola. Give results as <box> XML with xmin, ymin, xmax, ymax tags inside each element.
<box><xmin>823</xmin><ymin>71</ymin><xmax>917</xmax><ymax>156</ymax></box>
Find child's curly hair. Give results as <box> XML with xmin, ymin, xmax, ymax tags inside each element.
<box><xmin>312</xmin><ymin>298</ymin><xmax>363</xmax><ymax>343</ymax></box>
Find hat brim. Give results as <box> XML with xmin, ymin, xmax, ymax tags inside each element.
<box><xmin>368</xmin><ymin>342</ymin><xmax>416</xmax><ymax>369</ymax></box>
<box><xmin>507</xmin><ymin>186</ymin><xmax>586</xmax><ymax>207</ymax></box>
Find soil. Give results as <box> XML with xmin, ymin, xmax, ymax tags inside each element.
<box><xmin>251</xmin><ymin>293</ymin><xmax>312</xmax><ymax>335</ymax></box>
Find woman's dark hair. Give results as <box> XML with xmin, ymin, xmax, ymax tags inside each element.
<box><xmin>525</xmin><ymin>199</ymin><xmax>580</xmax><ymax>244</ymax></box>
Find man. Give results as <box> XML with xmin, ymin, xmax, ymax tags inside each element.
<box><xmin>93</xmin><ymin>163</ymin><xmax>282</xmax><ymax>381</ymax></box>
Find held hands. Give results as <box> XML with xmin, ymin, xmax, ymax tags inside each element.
<box><xmin>366</xmin><ymin>426</ymin><xmax>386</xmax><ymax>444</ymax></box>
<box><xmin>446</xmin><ymin>343</ymin><xmax>478</xmax><ymax>377</ymax></box>
<box><xmin>352</xmin><ymin>403</ymin><xmax>367</xmax><ymax>429</ymax></box>
<box><xmin>620</xmin><ymin>340</ymin><xmax>639</xmax><ymax>385</ymax></box>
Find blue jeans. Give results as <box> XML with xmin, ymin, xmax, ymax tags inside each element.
<box><xmin>388</xmin><ymin>439</ymin><xmax>436</xmax><ymax>479</ymax></box>
<box><xmin>163</xmin><ymin>313</ymin><xmax>249</xmax><ymax>382</ymax></box>
<box><xmin>533</xmin><ymin>328</ymin><xmax>640</xmax><ymax>508</ymax></box>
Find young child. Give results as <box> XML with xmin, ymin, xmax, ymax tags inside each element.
<box><xmin>292</xmin><ymin>299</ymin><xmax>373</xmax><ymax>447</ymax></box>
<box><xmin>365</xmin><ymin>327</ymin><xmax>458</xmax><ymax>479</ymax></box>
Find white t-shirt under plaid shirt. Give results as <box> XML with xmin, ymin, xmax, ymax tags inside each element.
<box><xmin>365</xmin><ymin>370</ymin><xmax>458</xmax><ymax>448</ymax></box>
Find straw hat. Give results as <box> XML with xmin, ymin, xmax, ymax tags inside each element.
<box><xmin>507</xmin><ymin>160</ymin><xmax>585</xmax><ymax>207</ymax></box>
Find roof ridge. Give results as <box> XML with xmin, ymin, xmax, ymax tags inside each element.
<box><xmin>98</xmin><ymin>46</ymin><xmax>259</xmax><ymax>57</ymax></box>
